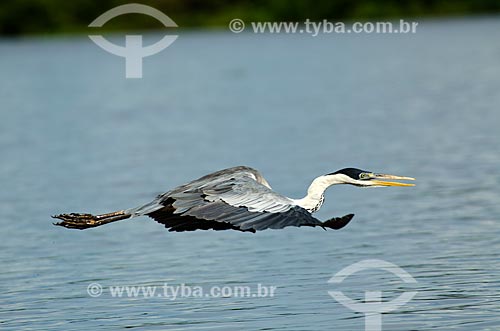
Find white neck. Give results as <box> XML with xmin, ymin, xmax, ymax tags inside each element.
<box><xmin>292</xmin><ymin>174</ymin><xmax>353</xmax><ymax>212</ymax></box>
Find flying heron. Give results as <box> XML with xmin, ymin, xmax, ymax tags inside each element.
<box><xmin>53</xmin><ymin>166</ymin><xmax>414</xmax><ymax>233</ymax></box>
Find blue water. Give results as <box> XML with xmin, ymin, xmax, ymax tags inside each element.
<box><xmin>1</xmin><ymin>17</ymin><xmax>500</xmax><ymax>330</ymax></box>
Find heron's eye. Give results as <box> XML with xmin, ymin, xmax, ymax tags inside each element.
<box><xmin>359</xmin><ymin>173</ymin><xmax>371</xmax><ymax>180</ymax></box>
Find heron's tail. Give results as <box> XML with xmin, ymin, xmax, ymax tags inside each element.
<box><xmin>52</xmin><ymin>210</ymin><xmax>132</xmax><ymax>230</ymax></box>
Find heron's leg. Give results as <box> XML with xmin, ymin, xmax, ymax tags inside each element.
<box><xmin>321</xmin><ymin>214</ymin><xmax>354</xmax><ymax>230</ymax></box>
<box><xmin>52</xmin><ymin>211</ymin><xmax>130</xmax><ymax>230</ymax></box>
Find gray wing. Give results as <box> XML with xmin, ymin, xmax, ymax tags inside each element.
<box><xmin>129</xmin><ymin>166</ymin><xmax>323</xmax><ymax>232</ymax></box>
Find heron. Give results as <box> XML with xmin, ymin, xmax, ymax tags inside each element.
<box><xmin>53</xmin><ymin>166</ymin><xmax>414</xmax><ymax>233</ymax></box>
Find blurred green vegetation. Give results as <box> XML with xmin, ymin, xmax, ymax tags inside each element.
<box><xmin>1</xmin><ymin>0</ymin><xmax>499</xmax><ymax>35</ymax></box>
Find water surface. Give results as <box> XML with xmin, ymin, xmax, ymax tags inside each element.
<box><xmin>1</xmin><ymin>17</ymin><xmax>500</xmax><ymax>330</ymax></box>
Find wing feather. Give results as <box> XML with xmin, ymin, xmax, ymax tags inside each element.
<box><xmin>130</xmin><ymin>166</ymin><xmax>323</xmax><ymax>232</ymax></box>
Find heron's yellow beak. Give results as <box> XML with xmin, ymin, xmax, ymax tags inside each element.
<box><xmin>370</xmin><ymin>174</ymin><xmax>415</xmax><ymax>187</ymax></box>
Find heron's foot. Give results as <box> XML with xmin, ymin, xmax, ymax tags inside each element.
<box><xmin>52</xmin><ymin>213</ymin><xmax>102</xmax><ymax>229</ymax></box>
<box><xmin>322</xmin><ymin>214</ymin><xmax>354</xmax><ymax>230</ymax></box>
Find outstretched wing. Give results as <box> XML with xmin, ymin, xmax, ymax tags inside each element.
<box><xmin>129</xmin><ymin>166</ymin><xmax>324</xmax><ymax>232</ymax></box>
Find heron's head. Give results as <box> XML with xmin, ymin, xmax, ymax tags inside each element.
<box><xmin>327</xmin><ymin>168</ymin><xmax>415</xmax><ymax>187</ymax></box>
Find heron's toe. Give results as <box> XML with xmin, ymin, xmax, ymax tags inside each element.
<box><xmin>52</xmin><ymin>213</ymin><xmax>99</xmax><ymax>229</ymax></box>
